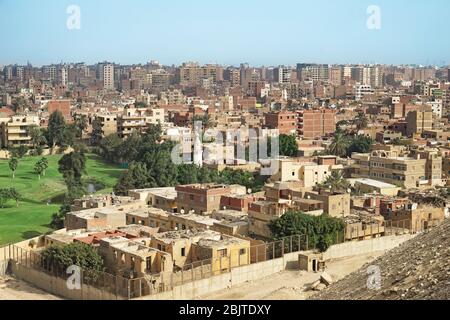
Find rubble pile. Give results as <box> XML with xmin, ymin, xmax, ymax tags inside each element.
<box><xmin>312</xmin><ymin>219</ymin><xmax>450</xmax><ymax>300</ymax></box>
<box><xmin>310</xmin><ymin>272</ymin><xmax>333</xmax><ymax>292</ymax></box>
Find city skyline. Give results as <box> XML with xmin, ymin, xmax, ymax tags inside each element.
<box><xmin>1</xmin><ymin>0</ymin><xmax>450</xmax><ymax>66</ymax></box>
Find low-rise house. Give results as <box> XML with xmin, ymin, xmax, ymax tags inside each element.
<box><xmin>65</xmin><ymin>207</ymin><xmax>129</xmax><ymax>231</ymax></box>
<box><xmin>350</xmin><ymin>178</ymin><xmax>401</xmax><ymax>196</ymax></box>
<box><xmin>128</xmin><ymin>187</ymin><xmax>178</xmax><ymax>213</ymax></box>
<box><xmin>99</xmin><ymin>236</ymin><xmax>173</xmax><ymax>278</ymax></box>
<box><xmin>305</xmin><ymin>190</ymin><xmax>351</xmax><ymax>218</ymax></box>
<box><xmin>175</xmin><ymin>184</ymin><xmax>246</xmax><ymax>215</ymax></box>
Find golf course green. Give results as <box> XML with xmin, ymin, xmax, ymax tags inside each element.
<box><xmin>0</xmin><ymin>154</ymin><xmax>123</xmax><ymax>245</ymax></box>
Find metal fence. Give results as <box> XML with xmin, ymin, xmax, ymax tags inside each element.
<box><xmin>3</xmin><ymin>217</ymin><xmax>443</xmax><ymax>299</ymax></box>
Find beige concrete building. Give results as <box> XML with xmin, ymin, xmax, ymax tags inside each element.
<box><xmin>95</xmin><ymin>114</ymin><xmax>118</xmax><ymax>137</ymax></box>
<box><xmin>304</xmin><ymin>191</ymin><xmax>351</xmax><ymax>218</ymax></box>
<box><xmin>351</xmin><ymin>148</ymin><xmax>442</xmax><ymax>189</ymax></box>
<box><xmin>350</xmin><ymin>178</ymin><xmax>401</xmax><ymax>196</ymax></box>
<box><xmin>271</xmin><ymin>157</ymin><xmax>343</xmax><ymax>188</ymax></box>
<box><xmin>406</xmin><ymin>108</ymin><xmax>433</xmax><ymax>137</ymax></box>
<box><xmin>129</xmin><ymin>187</ymin><xmax>178</xmax><ymax>213</ymax></box>
<box><xmin>99</xmin><ymin>236</ymin><xmax>173</xmax><ymax>278</ymax></box>
<box><xmin>0</xmin><ymin>115</ymin><xmax>40</xmax><ymax>148</ymax></box>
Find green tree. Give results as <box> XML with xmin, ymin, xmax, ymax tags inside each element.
<box><xmin>27</xmin><ymin>125</ymin><xmax>47</xmax><ymax>149</ymax></box>
<box><xmin>328</xmin><ymin>132</ymin><xmax>349</xmax><ymax>158</ymax></box>
<box><xmin>354</xmin><ymin>112</ymin><xmax>369</xmax><ymax>130</ymax></box>
<box><xmin>114</xmin><ymin>162</ymin><xmax>154</xmax><ymax>195</ymax></box>
<box><xmin>40</xmin><ymin>242</ymin><xmax>104</xmax><ymax>280</ymax></box>
<box><xmin>347</xmin><ymin>135</ymin><xmax>374</xmax><ymax>157</ymax></box>
<box><xmin>39</xmin><ymin>157</ymin><xmax>49</xmax><ymax>176</ymax></box>
<box><xmin>279</xmin><ymin>134</ymin><xmax>298</xmax><ymax>157</ymax></box>
<box><xmin>52</xmin><ymin>152</ymin><xmax>87</xmax><ymax>228</ymax></box>
<box><xmin>8</xmin><ymin>188</ymin><xmax>21</xmax><ymax>207</ymax></box>
<box><xmin>318</xmin><ymin>170</ymin><xmax>351</xmax><ymax>194</ymax></box>
<box><xmin>47</xmin><ymin>111</ymin><xmax>67</xmax><ymax>147</ymax></box>
<box><xmin>34</xmin><ymin>161</ymin><xmax>44</xmax><ymax>180</ymax></box>
<box><xmin>269</xmin><ymin>211</ymin><xmax>345</xmax><ymax>252</ymax></box>
<box><xmin>90</xmin><ymin>119</ymin><xmax>104</xmax><ymax>146</ymax></box>
<box><xmin>98</xmin><ymin>133</ymin><xmax>123</xmax><ymax>163</ymax></box>
<box><xmin>73</xmin><ymin>114</ymin><xmax>88</xmax><ymax>138</ymax></box>
<box><xmin>0</xmin><ymin>189</ymin><xmax>11</xmax><ymax>209</ymax></box>
<box><xmin>16</xmin><ymin>145</ymin><xmax>29</xmax><ymax>158</ymax></box>
<box><xmin>58</xmin><ymin>151</ymin><xmax>87</xmax><ymax>198</ymax></box>
<box><xmin>177</xmin><ymin>164</ymin><xmax>201</xmax><ymax>185</ymax></box>
<box><xmin>8</xmin><ymin>157</ymin><xmax>18</xmax><ymax>179</ymax></box>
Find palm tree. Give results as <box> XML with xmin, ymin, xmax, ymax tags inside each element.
<box><xmin>193</xmin><ymin>115</ymin><xmax>215</xmax><ymax>129</ymax></box>
<box><xmin>319</xmin><ymin>171</ymin><xmax>351</xmax><ymax>193</ymax></box>
<box><xmin>354</xmin><ymin>112</ymin><xmax>369</xmax><ymax>130</ymax></box>
<box><xmin>328</xmin><ymin>132</ymin><xmax>349</xmax><ymax>158</ymax></box>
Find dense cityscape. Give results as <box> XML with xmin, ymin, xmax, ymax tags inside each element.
<box><xmin>0</xmin><ymin>0</ymin><xmax>449</xmax><ymax>308</ymax></box>
<box><xmin>0</xmin><ymin>60</ymin><xmax>449</xmax><ymax>301</ymax></box>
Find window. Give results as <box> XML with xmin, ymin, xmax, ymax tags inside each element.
<box><xmin>189</xmin><ymin>194</ymin><xmax>194</xmax><ymax>201</ymax></box>
<box><xmin>181</xmin><ymin>248</ymin><xmax>186</xmax><ymax>257</ymax></box>
<box><xmin>218</xmin><ymin>249</ymin><xmax>227</xmax><ymax>257</ymax></box>
<box><xmin>146</xmin><ymin>257</ymin><xmax>151</xmax><ymax>271</ymax></box>
<box><xmin>239</xmin><ymin>249</ymin><xmax>246</xmax><ymax>255</ymax></box>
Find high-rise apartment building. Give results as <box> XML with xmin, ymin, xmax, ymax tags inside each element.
<box><xmin>297</xmin><ymin>64</ymin><xmax>329</xmax><ymax>82</ymax></box>
<box><xmin>329</xmin><ymin>66</ymin><xmax>343</xmax><ymax>86</ymax></box>
<box><xmin>273</xmin><ymin>66</ymin><xmax>292</xmax><ymax>84</ymax></box>
<box><xmin>178</xmin><ymin>62</ymin><xmax>222</xmax><ymax>87</ymax></box>
<box><xmin>100</xmin><ymin>64</ymin><xmax>115</xmax><ymax>90</ymax></box>
<box><xmin>223</xmin><ymin>68</ymin><xmax>241</xmax><ymax>87</ymax></box>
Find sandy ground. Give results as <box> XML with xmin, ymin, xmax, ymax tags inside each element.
<box><xmin>0</xmin><ymin>251</ymin><xmax>383</xmax><ymax>300</ymax></box>
<box><xmin>199</xmin><ymin>251</ymin><xmax>385</xmax><ymax>300</ymax></box>
<box><xmin>0</xmin><ymin>276</ymin><xmax>60</xmax><ymax>300</ymax></box>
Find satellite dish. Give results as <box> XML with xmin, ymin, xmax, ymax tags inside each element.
<box><xmin>180</xmin><ymin>209</ymin><xmax>185</xmax><ymax>214</ymax></box>
<box><xmin>247</xmin><ymin>189</ymin><xmax>252</xmax><ymax>194</ymax></box>
<box><xmin>223</xmin><ymin>206</ymin><xmax>227</xmax><ymax>210</ymax></box>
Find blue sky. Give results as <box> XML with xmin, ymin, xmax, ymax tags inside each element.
<box><xmin>0</xmin><ymin>0</ymin><xmax>449</xmax><ymax>66</ymax></box>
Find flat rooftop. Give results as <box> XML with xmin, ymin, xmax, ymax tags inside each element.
<box><xmin>130</xmin><ymin>187</ymin><xmax>177</xmax><ymax>199</ymax></box>
<box><xmin>352</xmin><ymin>178</ymin><xmax>399</xmax><ymax>189</ymax></box>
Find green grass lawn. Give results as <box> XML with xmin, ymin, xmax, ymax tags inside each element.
<box><xmin>0</xmin><ymin>154</ymin><xmax>123</xmax><ymax>245</ymax></box>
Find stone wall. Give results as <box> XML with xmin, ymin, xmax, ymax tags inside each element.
<box><xmin>136</xmin><ymin>235</ymin><xmax>414</xmax><ymax>300</ymax></box>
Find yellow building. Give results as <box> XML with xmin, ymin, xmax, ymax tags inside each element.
<box><xmin>0</xmin><ymin>115</ymin><xmax>40</xmax><ymax>148</ymax></box>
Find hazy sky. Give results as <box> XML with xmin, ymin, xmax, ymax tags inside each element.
<box><xmin>1</xmin><ymin>0</ymin><xmax>449</xmax><ymax>66</ymax></box>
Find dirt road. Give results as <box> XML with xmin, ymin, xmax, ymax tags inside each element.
<box><xmin>199</xmin><ymin>251</ymin><xmax>385</xmax><ymax>300</ymax></box>
<box><xmin>0</xmin><ymin>276</ymin><xmax>60</xmax><ymax>300</ymax></box>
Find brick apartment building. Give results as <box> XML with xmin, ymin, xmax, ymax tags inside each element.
<box><xmin>297</xmin><ymin>109</ymin><xmax>336</xmax><ymax>139</ymax></box>
<box><xmin>175</xmin><ymin>184</ymin><xmax>233</xmax><ymax>215</ymax></box>
<box><xmin>47</xmin><ymin>99</ymin><xmax>71</xmax><ymax>120</ymax></box>
<box><xmin>264</xmin><ymin>111</ymin><xmax>297</xmax><ymax>135</ymax></box>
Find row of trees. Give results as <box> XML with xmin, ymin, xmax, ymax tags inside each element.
<box><xmin>8</xmin><ymin>157</ymin><xmax>49</xmax><ymax>180</ymax></box>
<box><xmin>269</xmin><ymin>211</ymin><xmax>345</xmax><ymax>252</ymax></box>
<box><xmin>327</xmin><ymin>132</ymin><xmax>374</xmax><ymax>158</ymax></box>
<box><xmin>51</xmin><ymin>149</ymin><xmax>87</xmax><ymax>229</ymax></box>
<box><xmin>93</xmin><ymin>124</ymin><xmax>268</xmax><ymax>195</ymax></box>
